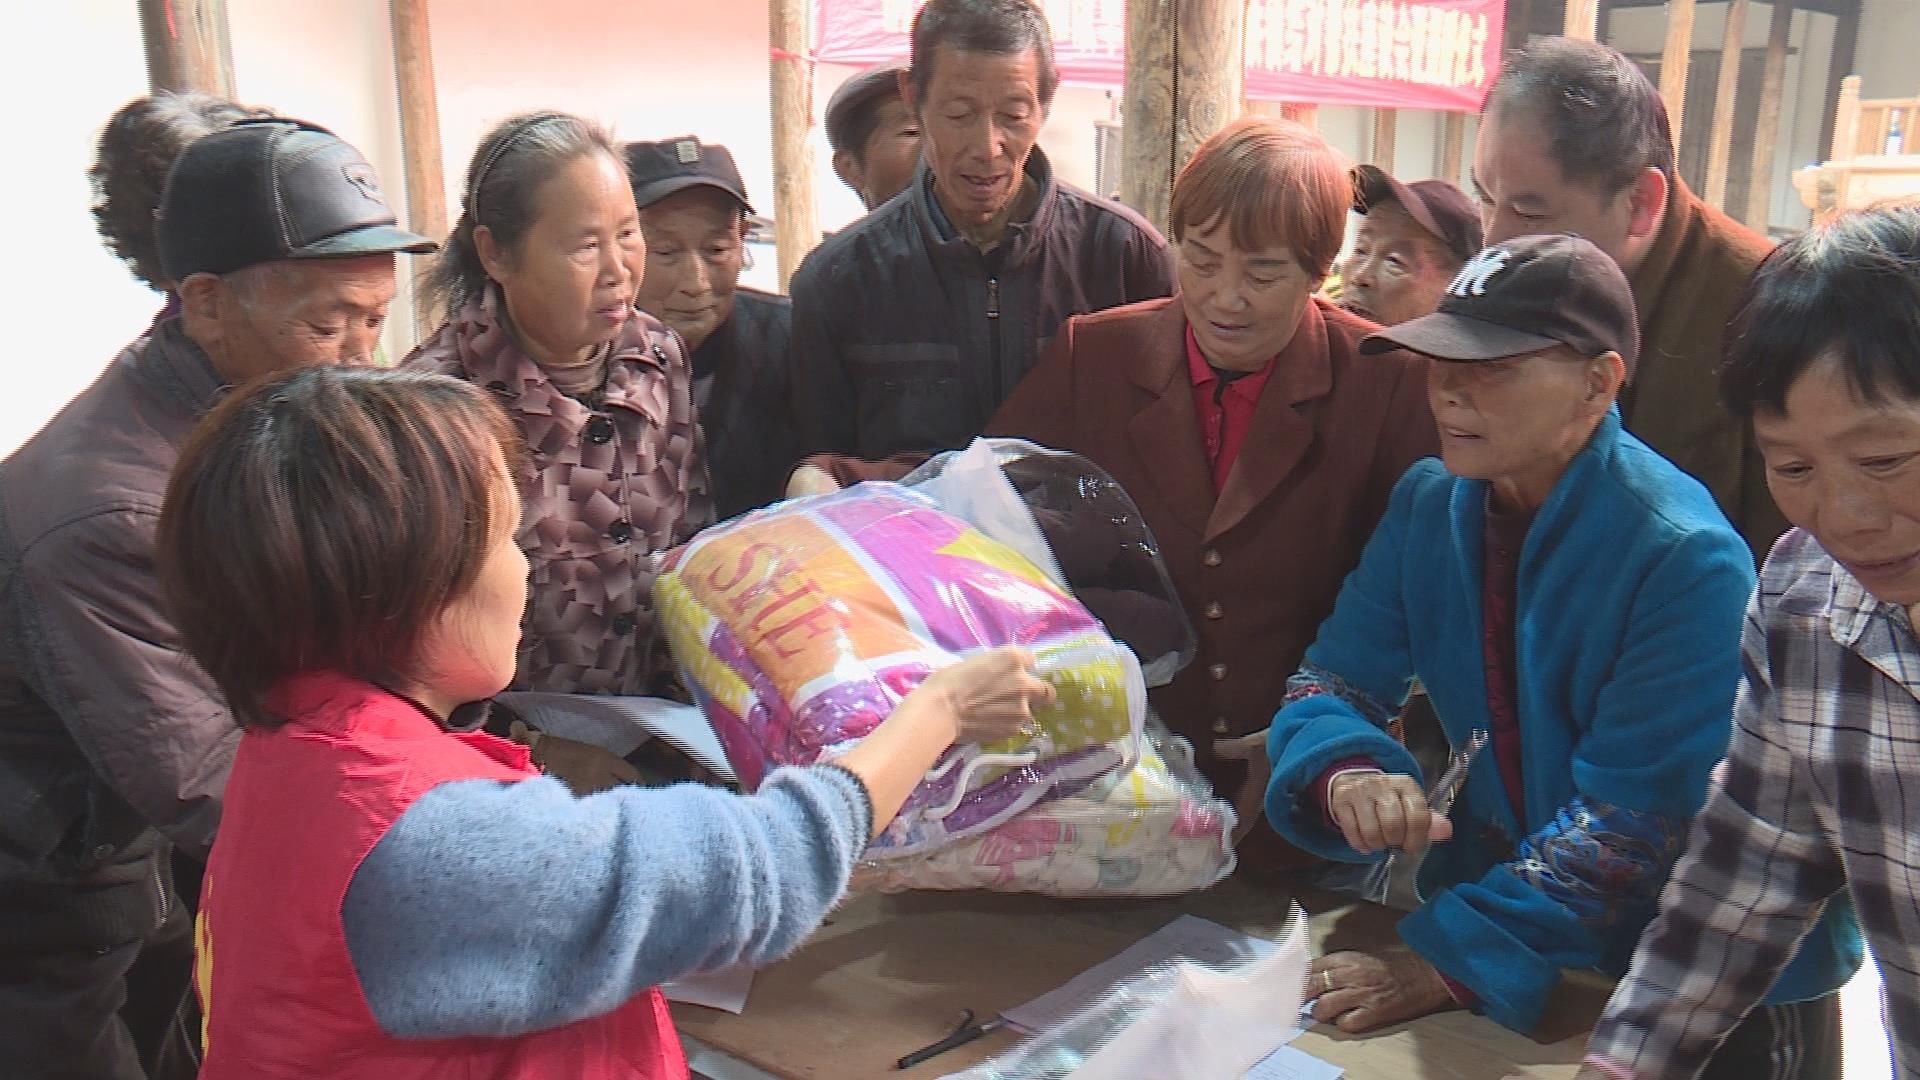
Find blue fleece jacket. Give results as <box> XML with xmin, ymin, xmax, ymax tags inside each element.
<box><xmin>339</xmin><ymin>765</ymin><xmax>871</xmax><ymax>1038</ymax></box>
<box><xmin>1264</xmin><ymin>412</ymin><xmax>1861</xmax><ymax>1034</ymax></box>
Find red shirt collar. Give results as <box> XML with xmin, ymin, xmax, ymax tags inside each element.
<box><xmin>1184</xmin><ymin>325</ymin><xmax>1278</xmax><ymax>397</ymax></box>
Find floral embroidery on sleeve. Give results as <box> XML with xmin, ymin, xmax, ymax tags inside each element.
<box><xmin>1508</xmin><ymin>797</ymin><xmax>1686</xmax><ymax>931</ymax></box>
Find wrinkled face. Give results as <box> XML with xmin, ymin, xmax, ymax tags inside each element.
<box><xmin>482</xmin><ymin>151</ymin><xmax>643</xmax><ymax>366</ymax></box>
<box><xmin>851</xmin><ymin>96</ymin><xmax>923</xmax><ymax>210</ymax></box>
<box><xmin>418</xmin><ymin>456</ymin><xmax>529</xmax><ymax>709</ymax></box>
<box><xmin>199</xmin><ymin>254</ymin><xmax>397</xmax><ymax>384</ymax></box>
<box><xmin>1754</xmin><ymin>355</ymin><xmax>1920</xmax><ymax>606</ymax></box>
<box><xmin>634</xmin><ymin>187</ymin><xmax>746</xmax><ymax>353</ymax></box>
<box><xmin>1472</xmin><ymin>107</ymin><xmax>1637</xmax><ymax>266</ymax></box>
<box><xmin>1176</xmin><ymin>216</ymin><xmax>1321</xmax><ymax>372</ymax></box>
<box><xmin>1340</xmin><ymin>204</ymin><xmax>1456</xmax><ymax>326</ymax></box>
<box><xmin>1427</xmin><ymin>348</ymin><xmax>1603</xmax><ymax>492</ymax></box>
<box><xmin>912</xmin><ymin>47</ymin><xmax>1044</xmax><ymax>236</ymax></box>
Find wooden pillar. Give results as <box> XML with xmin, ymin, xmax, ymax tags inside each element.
<box><xmin>1121</xmin><ymin>0</ymin><xmax>1176</xmax><ymax>230</ymax></box>
<box><xmin>391</xmin><ymin>0</ymin><xmax>447</xmax><ymax>336</ymax></box>
<box><xmin>138</xmin><ymin>0</ymin><xmax>234</xmax><ymax>96</ymax></box>
<box><xmin>1371</xmin><ymin>109</ymin><xmax>1398</xmax><ymax>169</ymax></box>
<box><xmin>1743</xmin><ymin>2</ymin><xmax>1793</xmax><ymax>229</ymax></box>
<box><xmin>1441</xmin><ymin>111</ymin><xmax>1468</xmax><ymax>185</ymax></box>
<box><xmin>1174</xmin><ymin>0</ymin><xmax>1244</xmax><ymax>167</ymax></box>
<box><xmin>769</xmin><ymin>0</ymin><xmax>818</xmax><ymax>291</ymax></box>
<box><xmin>1564</xmin><ymin>0</ymin><xmax>1600</xmax><ymax>40</ymax></box>
<box><xmin>1659</xmin><ymin>0</ymin><xmax>1697</xmax><ymax>151</ymax></box>
<box><xmin>1818</xmin><ymin>1</ymin><xmax>1862</xmax><ymax>163</ymax></box>
<box><xmin>1702</xmin><ymin>0</ymin><xmax>1750</xmax><ymax>208</ymax></box>
<box><xmin>1830</xmin><ymin>74</ymin><xmax>1862</xmax><ymax>161</ymax></box>
<box><xmin>1509</xmin><ymin>0</ymin><xmax>1536</xmax><ymax>51</ymax></box>
<box><xmin>1123</xmin><ymin>0</ymin><xmax>1241</xmax><ymax>232</ymax></box>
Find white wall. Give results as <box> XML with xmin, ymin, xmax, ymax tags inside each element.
<box><xmin>228</xmin><ymin>0</ymin><xmax>417</xmax><ymax>347</ymax></box>
<box><xmin>5</xmin><ymin>4</ymin><xmax>162</xmax><ymax>455</ymax></box>
<box><xmin>0</xmin><ymin>1</ymin><xmax>421</xmax><ymax>456</ymax></box>
<box><xmin>1853</xmin><ymin>0</ymin><xmax>1920</xmax><ymax>99</ymax></box>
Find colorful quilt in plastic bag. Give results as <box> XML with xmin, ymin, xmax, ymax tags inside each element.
<box><xmin>657</xmin><ymin>439</ymin><xmax>1237</xmax><ymax>895</ymax></box>
<box><xmin>849</xmin><ymin>717</ymin><xmax>1236</xmax><ymax>897</ymax></box>
<box><xmin>654</xmin><ymin>484</ymin><xmax>1147</xmax><ymax>858</ymax></box>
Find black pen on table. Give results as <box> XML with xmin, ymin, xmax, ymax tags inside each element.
<box><xmin>895</xmin><ymin>1009</ymin><xmax>1006</xmax><ymax>1070</ymax></box>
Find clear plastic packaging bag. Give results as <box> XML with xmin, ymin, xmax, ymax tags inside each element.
<box><xmin>901</xmin><ymin>440</ymin><xmax>1196</xmax><ymax>689</ymax></box>
<box><xmin>849</xmin><ymin>714</ymin><xmax>1236</xmax><ymax>897</ymax></box>
<box><xmin>654</xmin><ymin>480</ymin><xmax>1147</xmax><ymax>858</ymax></box>
<box><xmin>943</xmin><ymin>905</ymin><xmax>1311</xmax><ymax>1080</ymax></box>
<box><xmin>655</xmin><ymin>438</ymin><xmax>1226</xmax><ymax>892</ymax></box>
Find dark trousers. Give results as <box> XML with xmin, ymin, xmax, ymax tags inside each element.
<box><xmin>1701</xmin><ymin>992</ymin><xmax>1842</xmax><ymax>1080</ymax></box>
<box><xmin>0</xmin><ymin>884</ymin><xmax>199</xmax><ymax>1080</ymax></box>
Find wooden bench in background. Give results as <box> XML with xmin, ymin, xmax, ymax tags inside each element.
<box><xmin>1794</xmin><ymin>75</ymin><xmax>1920</xmax><ymax>225</ymax></box>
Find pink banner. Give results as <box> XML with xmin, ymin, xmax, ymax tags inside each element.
<box><xmin>814</xmin><ymin>0</ymin><xmax>1504</xmax><ymax>114</ymax></box>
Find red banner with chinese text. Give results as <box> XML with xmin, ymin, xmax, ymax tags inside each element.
<box><xmin>814</xmin><ymin>0</ymin><xmax>1504</xmax><ymax>113</ymax></box>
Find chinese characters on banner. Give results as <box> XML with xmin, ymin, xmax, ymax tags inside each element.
<box><xmin>813</xmin><ymin>0</ymin><xmax>1505</xmax><ymax>113</ymax></box>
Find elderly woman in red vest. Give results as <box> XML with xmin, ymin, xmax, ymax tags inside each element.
<box><xmin>158</xmin><ymin>366</ymin><xmax>1050</xmax><ymax>1079</ymax></box>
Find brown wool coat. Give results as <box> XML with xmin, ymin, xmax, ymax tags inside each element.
<box><xmin>986</xmin><ymin>297</ymin><xmax>1438</xmax><ymax>834</ymax></box>
<box><xmin>1625</xmin><ymin>178</ymin><xmax>1784</xmax><ymax>558</ymax></box>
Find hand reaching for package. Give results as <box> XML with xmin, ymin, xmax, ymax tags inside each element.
<box><xmin>1211</xmin><ymin>730</ymin><xmax>1270</xmax><ymax>844</ymax></box>
<box><xmin>785</xmin><ymin>464</ymin><xmax>841</xmax><ymax>498</ymax></box>
<box><xmin>917</xmin><ymin>647</ymin><xmax>1057</xmax><ymax>746</ymax></box>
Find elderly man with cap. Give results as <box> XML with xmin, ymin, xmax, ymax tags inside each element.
<box><xmin>826</xmin><ymin>65</ymin><xmax>921</xmax><ymax>211</ymax></box>
<box><xmin>1260</xmin><ymin>235</ymin><xmax>1858</xmax><ymax>1065</ymax></box>
<box><xmin>627</xmin><ymin>136</ymin><xmax>795</xmax><ymax>518</ymax></box>
<box><xmin>1476</xmin><ymin>38</ymin><xmax>1781</xmax><ymax>558</ymax></box>
<box><xmin>0</xmin><ymin>117</ymin><xmax>432</xmax><ymax>1079</ymax></box>
<box><xmin>789</xmin><ymin>0</ymin><xmax>1173</xmax><ymax>461</ymax></box>
<box><xmin>1338</xmin><ymin>165</ymin><xmax>1481</xmax><ymax>327</ymax></box>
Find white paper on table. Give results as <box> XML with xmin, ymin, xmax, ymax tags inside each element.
<box><xmin>495</xmin><ymin>692</ymin><xmax>734</xmax><ymax>781</ymax></box>
<box><xmin>1068</xmin><ymin>914</ymin><xmax>1311</xmax><ymax>1080</ymax></box>
<box><xmin>1000</xmin><ymin>914</ymin><xmax>1283</xmax><ymax>1035</ymax></box>
<box><xmin>661</xmin><ymin>963</ymin><xmax>754</xmax><ymax>1014</ymax></box>
<box><xmin>1245</xmin><ymin>1044</ymin><xmax>1344</xmax><ymax>1080</ymax></box>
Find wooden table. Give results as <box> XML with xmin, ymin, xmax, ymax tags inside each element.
<box><xmin>672</xmin><ymin>876</ymin><xmax>1610</xmax><ymax>1079</ymax></box>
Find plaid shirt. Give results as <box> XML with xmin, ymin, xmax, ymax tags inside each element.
<box><xmin>1587</xmin><ymin>528</ymin><xmax>1903</xmax><ymax>1078</ymax></box>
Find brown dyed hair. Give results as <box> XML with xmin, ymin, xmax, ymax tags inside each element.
<box><xmin>1168</xmin><ymin>117</ymin><xmax>1351</xmax><ymax>280</ymax></box>
<box><xmin>157</xmin><ymin>367</ymin><xmax>526</xmax><ymax>728</ymax></box>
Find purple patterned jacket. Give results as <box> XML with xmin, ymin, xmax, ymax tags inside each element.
<box><xmin>406</xmin><ymin>289</ymin><xmax>713</xmax><ymax>695</ymax></box>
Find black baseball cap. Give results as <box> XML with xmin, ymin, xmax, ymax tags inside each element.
<box><xmin>825</xmin><ymin>66</ymin><xmax>907</xmax><ymax>155</ymax></box>
<box><xmin>1360</xmin><ymin>233</ymin><xmax>1640</xmax><ymax>376</ymax></box>
<box><xmin>1352</xmin><ymin>165</ymin><xmax>1484</xmax><ymax>266</ymax></box>
<box><xmin>625</xmin><ymin>137</ymin><xmax>753</xmax><ymax>213</ymax></box>
<box><xmin>156</xmin><ymin>118</ymin><xmax>436</xmax><ymax>282</ymax></box>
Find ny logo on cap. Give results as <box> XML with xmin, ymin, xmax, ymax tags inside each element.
<box><xmin>1447</xmin><ymin>248</ymin><xmax>1511</xmax><ymax>298</ymax></box>
<box><xmin>675</xmin><ymin>139</ymin><xmax>700</xmax><ymax>165</ymax></box>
